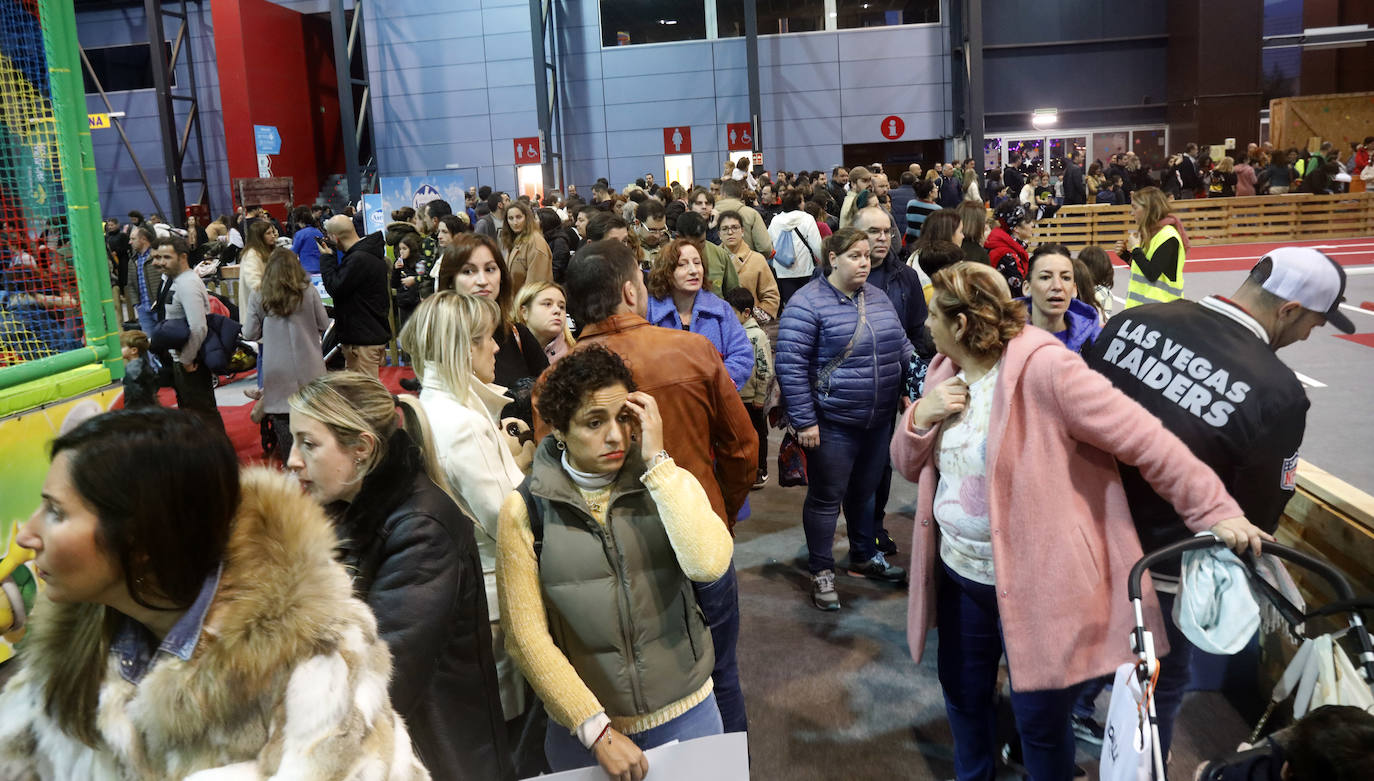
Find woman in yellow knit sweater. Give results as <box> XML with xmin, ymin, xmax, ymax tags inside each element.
<box><xmin>496</xmin><ymin>345</ymin><xmax>733</xmax><ymax>780</ymax></box>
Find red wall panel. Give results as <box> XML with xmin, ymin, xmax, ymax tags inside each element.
<box><xmin>214</xmin><ymin>0</ymin><xmax>342</xmax><ymax>217</ymax></box>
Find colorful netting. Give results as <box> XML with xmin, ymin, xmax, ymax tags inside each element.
<box><xmin>0</xmin><ymin>0</ymin><xmax>85</xmax><ymax>368</ymax></box>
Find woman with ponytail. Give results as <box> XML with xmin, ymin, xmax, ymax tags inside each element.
<box><xmin>287</xmin><ymin>372</ymin><xmax>513</xmax><ymax>780</ymax></box>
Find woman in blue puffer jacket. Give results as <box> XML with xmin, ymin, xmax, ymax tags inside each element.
<box><xmin>776</xmin><ymin>227</ymin><xmax>914</xmax><ymax>612</ymax></box>
<box><xmin>645</xmin><ymin>238</ymin><xmax>755</xmax><ymax>389</ymax></box>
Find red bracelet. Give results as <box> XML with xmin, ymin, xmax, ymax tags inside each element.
<box><xmin>592</xmin><ymin>723</ymin><xmax>612</xmax><ymax>749</ymax></box>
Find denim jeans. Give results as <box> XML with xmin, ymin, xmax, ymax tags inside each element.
<box><xmin>543</xmin><ymin>692</ymin><xmax>723</xmax><ymax>771</ymax></box>
<box><xmin>802</xmin><ymin>418</ymin><xmax>892</xmax><ymax>573</ymax></box>
<box><xmin>937</xmin><ymin>564</ymin><xmax>1077</xmax><ymax>781</ymax></box>
<box><xmin>693</xmin><ymin>561</ymin><xmax>748</xmax><ymax>733</ymax></box>
<box><xmin>135</xmin><ymin>302</ymin><xmax>158</xmax><ymax>336</ymax></box>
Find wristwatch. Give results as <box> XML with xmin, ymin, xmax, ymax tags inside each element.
<box><xmin>646</xmin><ymin>449</ymin><xmax>671</xmax><ymax>470</ymax></box>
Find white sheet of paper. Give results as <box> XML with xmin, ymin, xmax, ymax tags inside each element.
<box><xmin>527</xmin><ymin>732</ymin><xmax>749</xmax><ymax>781</ymax></box>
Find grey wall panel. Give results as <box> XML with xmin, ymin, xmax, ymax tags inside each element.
<box><xmin>980</xmin><ymin>0</ymin><xmax>1166</xmax><ymax>46</ymax></box>
<box><xmin>757</xmin><ymin>34</ymin><xmax>840</xmax><ymax>68</ymax></box>
<box><xmin>488</xmin><ymin>110</ymin><xmax>542</xmax><ymax>142</ymax></box>
<box><xmin>367</xmin><ymin>38</ymin><xmax>488</xmax><ymax>69</ymax></box>
<box><xmin>556</xmin><ymin>23</ymin><xmax>603</xmax><ymax>56</ymax></box>
<box><xmin>479</xmin><ymin>4</ymin><xmax>532</xmax><ymax>35</ymax></box>
<box><xmin>364</xmin><ymin>0</ymin><xmax>954</xmax><ymax>191</ymax></box>
<box><xmin>373</xmin><ymin>13</ymin><xmax>486</xmax><ymax>46</ymax></box>
<box><xmin>841</xmin><ymin>111</ymin><xmax>946</xmax><ymax>143</ymax></box>
<box><xmin>602</xmin><ymin>99</ymin><xmax>718</xmax><ymax>132</ymax></box>
<box><xmin>378</xmin><ymin>88</ymin><xmax>491</xmax><ymax>122</ymax></box>
<box><xmin>841</xmin><ymin>84</ymin><xmax>946</xmax><ymax>116</ymax></box>
<box><xmin>836</xmin><ymin>25</ymin><xmax>945</xmax><ymax>59</ymax></box>
<box><xmin>983</xmin><ymin>42</ymin><xmax>1168</xmax><ymax>114</ymax></box>
<box><xmin>838</xmin><ymin>55</ymin><xmax>945</xmax><ymax>89</ymax></box>
<box><xmin>602</xmin><ymin>73</ymin><xmax>718</xmax><ymax>105</ymax></box>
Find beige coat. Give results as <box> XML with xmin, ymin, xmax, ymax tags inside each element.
<box><xmin>507</xmin><ymin>234</ymin><xmax>552</xmax><ymax>290</ymax></box>
<box><xmin>729</xmin><ymin>246</ymin><xmax>780</xmax><ymax>319</ymax></box>
<box><xmin>0</xmin><ymin>469</ymin><xmax>429</xmax><ymax>780</ymax></box>
<box><xmin>714</xmin><ymin>197</ymin><xmax>773</xmax><ymax>258</ymax></box>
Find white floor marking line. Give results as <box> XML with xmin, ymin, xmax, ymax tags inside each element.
<box><xmin>1187</xmin><ymin>249</ymin><xmax>1374</xmax><ymax>264</ymax></box>
<box><xmin>1295</xmin><ymin>371</ymin><xmax>1327</xmax><ymax>389</ymax></box>
<box><xmin>1344</xmin><ymin>267</ymin><xmax>1374</xmax><ymax>276</ymax></box>
<box><xmin>1339</xmin><ymin>303</ymin><xmax>1374</xmax><ymax>318</ymax></box>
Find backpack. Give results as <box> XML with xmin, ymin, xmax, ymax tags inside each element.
<box><xmin>772</xmin><ymin>228</ymin><xmax>799</xmax><ymax>269</ymax></box>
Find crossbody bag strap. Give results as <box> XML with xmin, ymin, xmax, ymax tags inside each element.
<box><xmin>791</xmin><ymin>227</ymin><xmax>814</xmax><ymax>261</ymax></box>
<box><xmin>816</xmin><ymin>290</ymin><xmax>866</xmax><ymax>394</ymax></box>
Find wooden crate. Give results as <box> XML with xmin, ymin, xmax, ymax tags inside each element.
<box><xmin>1262</xmin><ymin>460</ymin><xmax>1374</xmax><ymax>690</ymax></box>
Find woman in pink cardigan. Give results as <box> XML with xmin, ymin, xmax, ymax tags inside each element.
<box><xmin>889</xmin><ymin>262</ymin><xmax>1270</xmax><ymax>781</ymax></box>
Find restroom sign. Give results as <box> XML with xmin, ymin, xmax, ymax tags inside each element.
<box><xmin>514</xmin><ymin>137</ymin><xmax>541</xmax><ymax>164</ymax></box>
<box><xmin>880</xmin><ymin>115</ymin><xmax>905</xmax><ymax>140</ymax></box>
<box><xmin>664</xmin><ymin>126</ymin><xmax>692</xmax><ymax>155</ymax></box>
<box><xmin>727</xmin><ymin>122</ymin><xmax>753</xmax><ymax>152</ymax></box>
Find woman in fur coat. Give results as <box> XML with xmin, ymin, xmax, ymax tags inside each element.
<box><xmin>0</xmin><ymin>408</ymin><xmax>428</xmax><ymax>780</ymax></box>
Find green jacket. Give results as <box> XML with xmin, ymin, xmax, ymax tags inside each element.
<box><xmin>520</xmin><ymin>439</ymin><xmax>714</xmax><ymax>718</ymax></box>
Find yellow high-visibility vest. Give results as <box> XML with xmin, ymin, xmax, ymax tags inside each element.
<box><xmin>1126</xmin><ymin>223</ymin><xmax>1185</xmax><ymax>308</ymax></box>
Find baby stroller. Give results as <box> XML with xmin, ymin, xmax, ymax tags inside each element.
<box><xmin>1107</xmin><ymin>536</ymin><xmax>1374</xmax><ymax>780</ymax></box>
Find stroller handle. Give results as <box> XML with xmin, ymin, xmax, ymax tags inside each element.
<box><xmin>1128</xmin><ymin>537</ymin><xmax>1358</xmax><ymax>602</ymax></box>
<box><xmin>1128</xmin><ymin>536</ymin><xmax>1374</xmax><ymax>683</ymax></box>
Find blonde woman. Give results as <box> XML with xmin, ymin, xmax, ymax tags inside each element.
<box><xmin>516</xmin><ymin>280</ymin><xmax>576</xmax><ymax>364</ymax></box>
<box><xmin>399</xmin><ymin>291</ymin><xmax>536</xmax><ymax>742</ymax></box>
<box><xmin>286</xmin><ymin>372</ymin><xmax>512</xmax><ymax>778</ymax></box>
<box><xmin>500</xmin><ymin>200</ymin><xmax>552</xmax><ymax>290</ymax></box>
<box><xmin>1117</xmin><ymin>186</ymin><xmax>1191</xmax><ymax>307</ymax></box>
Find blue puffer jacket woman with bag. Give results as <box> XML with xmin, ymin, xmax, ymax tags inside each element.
<box><xmin>775</xmin><ymin>227</ymin><xmax>913</xmax><ymax>612</ymax></box>
<box><xmin>645</xmin><ymin>238</ymin><xmax>755</xmax><ymax>390</ymax></box>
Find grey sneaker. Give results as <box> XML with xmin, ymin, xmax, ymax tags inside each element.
<box><xmin>812</xmin><ymin>569</ymin><xmax>840</xmax><ymax>611</ymax></box>
<box><xmin>847</xmin><ymin>552</ymin><xmax>908</xmax><ymax>584</ymax></box>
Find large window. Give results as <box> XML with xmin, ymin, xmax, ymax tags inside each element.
<box><xmin>81</xmin><ymin>42</ymin><xmax>175</xmax><ymax>93</ymax></box>
<box><xmin>717</xmin><ymin>0</ymin><xmax>826</xmax><ymax>38</ymax></box>
<box><xmin>600</xmin><ymin>0</ymin><xmax>707</xmax><ymax>47</ymax></box>
<box><xmin>834</xmin><ymin>0</ymin><xmax>939</xmax><ymax>30</ymax></box>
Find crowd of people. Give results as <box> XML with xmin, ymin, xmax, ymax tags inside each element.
<box><xmin>0</xmin><ymin>142</ymin><xmax>1367</xmax><ymax>781</ymax></box>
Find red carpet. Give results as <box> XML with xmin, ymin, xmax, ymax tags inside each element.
<box><xmin>122</xmin><ymin>367</ymin><xmax>418</xmax><ymax>464</ymax></box>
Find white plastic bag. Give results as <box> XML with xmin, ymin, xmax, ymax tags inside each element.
<box><xmin>1099</xmin><ymin>662</ymin><xmax>1153</xmax><ymax>781</ymax></box>
<box><xmin>1271</xmin><ymin>635</ymin><xmax>1374</xmax><ymax>719</ymax></box>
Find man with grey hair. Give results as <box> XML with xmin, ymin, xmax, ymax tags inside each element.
<box><xmin>319</xmin><ymin>215</ymin><xmax>391</xmax><ymax>377</ymax></box>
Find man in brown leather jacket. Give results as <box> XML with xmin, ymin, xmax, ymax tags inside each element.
<box><xmin>542</xmin><ymin>239</ymin><xmax>757</xmax><ymax>736</ymax></box>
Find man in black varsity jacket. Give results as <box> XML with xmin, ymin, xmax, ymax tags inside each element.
<box><xmin>1080</xmin><ymin>246</ymin><xmax>1354</xmax><ymax>758</ymax></box>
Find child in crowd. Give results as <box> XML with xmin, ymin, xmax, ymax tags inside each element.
<box><xmin>120</xmin><ymin>329</ymin><xmax>160</xmax><ymax>408</ymax></box>
<box><xmin>724</xmin><ymin>287</ymin><xmax>773</xmax><ymax>488</ymax></box>
<box><xmin>1077</xmin><ymin>245</ymin><xmax>1116</xmax><ymax>324</ymax></box>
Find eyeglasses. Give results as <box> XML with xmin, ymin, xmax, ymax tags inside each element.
<box><xmin>864</xmin><ymin>227</ymin><xmax>892</xmax><ymax>238</ymax></box>
<box><xmin>721</xmin><ymin>224</ymin><xmax>743</xmax><ymax>233</ymax></box>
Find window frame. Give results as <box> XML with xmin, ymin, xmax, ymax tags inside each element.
<box><xmin>597</xmin><ymin>0</ymin><xmax>944</xmax><ymax>49</ymax></box>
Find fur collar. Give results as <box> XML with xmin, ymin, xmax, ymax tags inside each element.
<box><xmin>19</xmin><ymin>467</ymin><xmax>365</xmax><ymax>741</ymax></box>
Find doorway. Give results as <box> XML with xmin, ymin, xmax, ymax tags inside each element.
<box><xmin>842</xmin><ymin>140</ymin><xmax>944</xmax><ymax>180</ymax></box>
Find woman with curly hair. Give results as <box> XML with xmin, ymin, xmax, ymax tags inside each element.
<box><xmin>497</xmin><ymin>346</ymin><xmax>732</xmax><ymax>778</ymax></box>
<box><xmin>500</xmin><ymin>200</ymin><xmax>552</xmax><ymax>290</ymax></box>
<box><xmin>644</xmin><ymin>238</ymin><xmax>754</xmax><ymax>389</ymax></box>
<box><xmin>890</xmin><ymin>262</ymin><xmax>1268</xmax><ymax>780</ymax></box>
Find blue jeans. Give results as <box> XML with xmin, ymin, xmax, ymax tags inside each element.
<box><xmin>802</xmin><ymin>418</ymin><xmax>892</xmax><ymax>573</ymax></box>
<box><xmin>543</xmin><ymin>692</ymin><xmax>723</xmax><ymax>771</ymax></box>
<box><xmin>693</xmin><ymin>561</ymin><xmax>748</xmax><ymax>733</ymax></box>
<box><xmin>937</xmin><ymin>564</ymin><xmax>1077</xmax><ymax>781</ymax></box>
<box><xmin>135</xmin><ymin>302</ymin><xmax>158</xmax><ymax>335</ymax></box>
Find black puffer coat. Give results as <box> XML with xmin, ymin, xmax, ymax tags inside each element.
<box><xmin>332</xmin><ymin>431</ymin><xmax>514</xmax><ymax>780</ymax></box>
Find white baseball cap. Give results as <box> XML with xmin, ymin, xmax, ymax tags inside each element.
<box><xmin>1256</xmin><ymin>247</ymin><xmax>1355</xmax><ymax>333</ymax></box>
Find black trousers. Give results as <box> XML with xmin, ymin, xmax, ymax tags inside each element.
<box><xmin>172</xmin><ymin>361</ymin><xmax>224</xmax><ymax>432</ymax></box>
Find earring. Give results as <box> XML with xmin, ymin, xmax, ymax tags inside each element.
<box><xmin>555</xmin><ymin>440</ymin><xmax>565</xmax><ymax>451</ymax></box>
